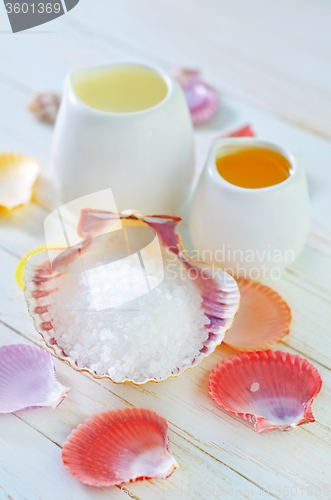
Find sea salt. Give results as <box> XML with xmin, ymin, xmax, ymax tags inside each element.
<box><xmin>48</xmin><ymin>256</ymin><xmax>210</xmax><ymax>382</ymax></box>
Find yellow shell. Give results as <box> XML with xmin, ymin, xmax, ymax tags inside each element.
<box><xmin>0</xmin><ymin>153</ymin><xmax>40</xmax><ymax>210</ymax></box>
<box><xmin>15</xmin><ymin>245</ymin><xmax>48</xmax><ymax>290</ymax></box>
<box><xmin>15</xmin><ymin>243</ymin><xmax>63</xmax><ymax>289</ymax></box>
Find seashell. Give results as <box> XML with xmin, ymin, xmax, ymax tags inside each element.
<box><xmin>171</xmin><ymin>67</ymin><xmax>218</xmax><ymax>125</ymax></box>
<box><xmin>223</xmin><ymin>279</ymin><xmax>291</xmax><ymax>351</ymax></box>
<box><xmin>209</xmin><ymin>350</ymin><xmax>322</xmax><ymax>433</ymax></box>
<box><xmin>23</xmin><ymin>211</ymin><xmax>240</xmax><ymax>385</ymax></box>
<box><xmin>62</xmin><ymin>407</ymin><xmax>178</xmax><ymax>487</ymax></box>
<box><xmin>0</xmin><ymin>153</ymin><xmax>40</xmax><ymax>210</ymax></box>
<box><xmin>219</xmin><ymin>124</ymin><xmax>255</xmax><ymax>138</ymax></box>
<box><xmin>0</xmin><ymin>344</ymin><xmax>70</xmax><ymax>413</ymax></box>
<box><xmin>28</xmin><ymin>92</ymin><xmax>61</xmax><ymax>124</ymax></box>
<box><xmin>15</xmin><ymin>243</ymin><xmax>63</xmax><ymax>290</ymax></box>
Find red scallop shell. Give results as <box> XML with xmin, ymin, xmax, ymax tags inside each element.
<box><xmin>209</xmin><ymin>350</ymin><xmax>322</xmax><ymax>433</ymax></box>
<box><xmin>62</xmin><ymin>408</ymin><xmax>178</xmax><ymax>487</ymax></box>
<box><xmin>220</xmin><ymin>124</ymin><xmax>255</xmax><ymax>138</ymax></box>
<box><xmin>223</xmin><ymin>279</ymin><xmax>291</xmax><ymax>351</ymax></box>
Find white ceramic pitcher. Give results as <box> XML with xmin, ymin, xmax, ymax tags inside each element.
<box><xmin>189</xmin><ymin>138</ymin><xmax>309</xmax><ymax>279</ymax></box>
<box><xmin>50</xmin><ymin>63</ymin><xmax>194</xmax><ymax>214</ymax></box>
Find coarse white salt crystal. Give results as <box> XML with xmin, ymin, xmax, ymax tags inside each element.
<box><xmin>49</xmin><ymin>255</ymin><xmax>210</xmax><ymax>382</ymax></box>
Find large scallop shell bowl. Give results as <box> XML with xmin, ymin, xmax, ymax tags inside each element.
<box><xmin>62</xmin><ymin>408</ymin><xmax>178</xmax><ymax>487</ymax></box>
<box><xmin>209</xmin><ymin>350</ymin><xmax>322</xmax><ymax>433</ymax></box>
<box><xmin>24</xmin><ymin>210</ymin><xmax>240</xmax><ymax>384</ymax></box>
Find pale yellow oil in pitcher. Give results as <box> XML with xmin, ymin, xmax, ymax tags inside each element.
<box><xmin>73</xmin><ymin>65</ymin><xmax>168</xmax><ymax>113</ymax></box>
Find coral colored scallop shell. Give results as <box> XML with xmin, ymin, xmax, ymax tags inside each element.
<box><xmin>29</xmin><ymin>92</ymin><xmax>61</xmax><ymax>124</ymax></box>
<box><xmin>0</xmin><ymin>344</ymin><xmax>69</xmax><ymax>413</ymax></box>
<box><xmin>223</xmin><ymin>279</ymin><xmax>291</xmax><ymax>351</ymax></box>
<box><xmin>0</xmin><ymin>153</ymin><xmax>40</xmax><ymax>209</ymax></box>
<box><xmin>23</xmin><ymin>211</ymin><xmax>240</xmax><ymax>385</ymax></box>
<box><xmin>171</xmin><ymin>68</ymin><xmax>219</xmax><ymax>125</ymax></box>
<box><xmin>62</xmin><ymin>408</ymin><xmax>178</xmax><ymax>487</ymax></box>
<box><xmin>209</xmin><ymin>350</ymin><xmax>322</xmax><ymax>433</ymax></box>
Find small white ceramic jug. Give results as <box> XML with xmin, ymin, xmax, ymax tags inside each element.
<box><xmin>50</xmin><ymin>63</ymin><xmax>194</xmax><ymax>214</ymax></box>
<box><xmin>189</xmin><ymin>138</ymin><xmax>309</xmax><ymax>279</ymax></box>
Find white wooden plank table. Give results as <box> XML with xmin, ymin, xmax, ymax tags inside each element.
<box><xmin>0</xmin><ymin>1</ymin><xmax>331</xmax><ymax>499</ymax></box>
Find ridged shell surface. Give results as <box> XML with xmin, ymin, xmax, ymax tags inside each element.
<box><xmin>209</xmin><ymin>350</ymin><xmax>322</xmax><ymax>433</ymax></box>
<box><xmin>62</xmin><ymin>408</ymin><xmax>178</xmax><ymax>487</ymax></box>
<box><xmin>224</xmin><ymin>279</ymin><xmax>291</xmax><ymax>351</ymax></box>
<box><xmin>0</xmin><ymin>344</ymin><xmax>69</xmax><ymax>413</ymax></box>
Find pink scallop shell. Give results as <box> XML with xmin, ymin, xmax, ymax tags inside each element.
<box><xmin>209</xmin><ymin>350</ymin><xmax>322</xmax><ymax>433</ymax></box>
<box><xmin>171</xmin><ymin>67</ymin><xmax>219</xmax><ymax>125</ymax></box>
<box><xmin>62</xmin><ymin>408</ymin><xmax>178</xmax><ymax>487</ymax></box>
<box><xmin>223</xmin><ymin>279</ymin><xmax>291</xmax><ymax>351</ymax></box>
<box><xmin>24</xmin><ymin>211</ymin><xmax>240</xmax><ymax>384</ymax></box>
<box><xmin>0</xmin><ymin>344</ymin><xmax>70</xmax><ymax>413</ymax></box>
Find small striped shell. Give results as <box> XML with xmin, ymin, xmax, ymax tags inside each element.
<box><xmin>29</xmin><ymin>92</ymin><xmax>61</xmax><ymax>124</ymax></box>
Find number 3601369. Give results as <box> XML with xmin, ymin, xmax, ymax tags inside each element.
<box><xmin>6</xmin><ymin>3</ymin><xmax>62</xmax><ymax>13</ymax></box>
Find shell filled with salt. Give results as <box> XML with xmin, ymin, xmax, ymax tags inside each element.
<box><xmin>24</xmin><ymin>211</ymin><xmax>240</xmax><ymax>384</ymax></box>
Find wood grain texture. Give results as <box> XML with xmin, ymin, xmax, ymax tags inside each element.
<box><xmin>0</xmin><ymin>207</ymin><xmax>330</xmax><ymax>498</ymax></box>
<box><xmin>0</xmin><ymin>0</ymin><xmax>331</xmax><ymax>498</ymax></box>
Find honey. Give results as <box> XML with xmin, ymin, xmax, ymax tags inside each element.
<box><xmin>216</xmin><ymin>147</ymin><xmax>292</xmax><ymax>189</ymax></box>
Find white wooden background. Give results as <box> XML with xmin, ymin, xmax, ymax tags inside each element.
<box><xmin>0</xmin><ymin>1</ymin><xmax>331</xmax><ymax>499</ymax></box>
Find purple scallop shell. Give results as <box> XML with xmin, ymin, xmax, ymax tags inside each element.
<box><xmin>0</xmin><ymin>344</ymin><xmax>70</xmax><ymax>413</ymax></box>
<box><xmin>171</xmin><ymin>67</ymin><xmax>219</xmax><ymax>125</ymax></box>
